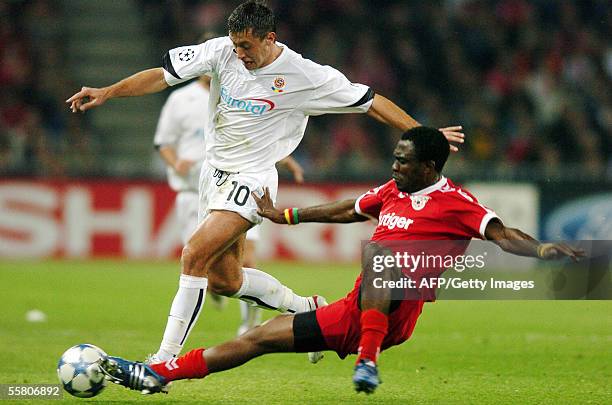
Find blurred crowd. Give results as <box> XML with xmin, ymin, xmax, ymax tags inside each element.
<box><xmin>2</xmin><ymin>0</ymin><xmax>611</xmax><ymax>180</ymax></box>
<box><xmin>0</xmin><ymin>0</ymin><xmax>97</xmax><ymax>177</ymax></box>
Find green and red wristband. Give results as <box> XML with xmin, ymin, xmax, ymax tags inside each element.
<box><xmin>283</xmin><ymin>208</ymin><xmax>299</xmax><ymax>225</ymax></box>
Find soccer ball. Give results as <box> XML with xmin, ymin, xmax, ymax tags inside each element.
<box><xmin>57</xmin><ymin>344</ymin><xmax>108</xmax><ymax>398</ymax></box>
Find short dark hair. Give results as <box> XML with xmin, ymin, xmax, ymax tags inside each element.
<box><xmin>401</xmin><ymin>126</ymin><xmax>450</xmax><ymax>173</ymax></box>
<box><xmin>227</xmin><ymin>1</ymin><xmax>276</xmax><ymax>38</ymax></box>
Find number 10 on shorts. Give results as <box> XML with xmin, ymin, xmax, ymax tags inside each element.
<box><xmin>227</xmin><ymin>181</ymin><xmax>250</xmax><ymax>207</ymax></box>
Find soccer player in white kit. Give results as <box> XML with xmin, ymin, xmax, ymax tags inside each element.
<box><xmin>67</xmin><ymin>0</ymin><xmax>464</xmax><ymax>363</ymax></box>
<box><xmin>154</xmin><ymin>73</ymin><xmax>304</xmax><ymax>337</ymax></box>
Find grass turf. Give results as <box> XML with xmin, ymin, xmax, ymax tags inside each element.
<box><xmin>0</xmin><ymin>260</ymin><xmax>610</xmax><ymax>404</ymax></box>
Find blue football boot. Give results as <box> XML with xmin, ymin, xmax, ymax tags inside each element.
<box><xmin>100</xmin><ymin>356</ymin><xmax>170</xmax><ymax>395</ymax></box>
<box><xmin>353</xmin><ymin>359</ymin><xmax>380</xmax><ymax>394</ymax></box>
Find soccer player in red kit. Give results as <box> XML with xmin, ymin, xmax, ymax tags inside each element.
<box><xmin>100</xmin><ymin>127</ymin><xmax>583</xmax><ymax>395</ymax></box>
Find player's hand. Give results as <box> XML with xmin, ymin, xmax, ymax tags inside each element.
<box><xmin>439</xmin><ymin>126</ymin><xmax>464</xmax><ymax>152</ymax></box>
<box><xmin>174</xmin><ymin>159</ymin><xmax>195</xmax><ymax>176</ymax></box>
<box><xmin>66</xmin><ymin>87</ymin><xmax>109</xmax><ymax>113</ymax></box>
<box><xmin>538</xmin><ymin>243</ymin><xmax>585</xmax><ymax>262</ymax></box>
<box><xmin>252</xmin><ymin>187</ymin><xmax>285</xmax><ymax>224</ymax></box>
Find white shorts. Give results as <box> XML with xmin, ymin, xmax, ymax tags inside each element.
<box><xmin>198</xmin><ymin>162</ymin><xmax>278</xmax><ymax>226</ymax></box>
<box><xmin>176</xmin><ymin>190</ymin><xmax>199</xmax><ymax>245</ymax></box>
<box><xmin>178</xmin><ymin>189</ymin><xmax>260</xmax><ymax>244</ymax></box>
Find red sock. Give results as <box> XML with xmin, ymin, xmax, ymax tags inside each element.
<box><xmin>357</xmin><ymin>309</ymin><xmax>388</xmax><ymax>364</ymax></box>
<box><xmin>150</xmin><ymin>348</ymin><xmax>209</xmax><ymax>382</ymax></box>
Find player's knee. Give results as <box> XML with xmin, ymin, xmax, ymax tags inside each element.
<box><xmin>180</xmin><ymin>244</ymin><xmax>209</xmax><ymax>276</ymax></box>
<box><xmin>208</xmin><ymin>276</ymin><xmax>242</xmax><ymax>296</ymax></box>
<box><xmin>241</xmin><ymin>325</ymin><xmax>282</xmax><ymax>353</ymax></box>
<box><xmin>207</xmin><ymin>255</ymin><xmax>243</xmax><ymax>295</ymax></box>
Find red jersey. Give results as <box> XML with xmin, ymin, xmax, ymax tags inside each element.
<box><xmin>312</xmin><ymin>178</ymin><xmax>500</xmax><ymax>358</ymax></box>
<box><xmin>355</xmin><ymin>176</ymin><xmax>498</xmax><ymax>241</ymax></box>
<box><xmin>351</xmin><ymin>176</ymin><xmax>500</xmax><ymax>299</ymax></box>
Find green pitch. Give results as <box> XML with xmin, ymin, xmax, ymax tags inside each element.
<box><xmin>0</xmin><ymin>260</ymin><xmax>610</xmax><ymax>404</ymax></box>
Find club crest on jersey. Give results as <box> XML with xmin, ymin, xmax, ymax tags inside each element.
<box><xmin>410</xmin><ymin>195</ymin><xmax>431</xmax><ymax>211</ymax></box>
<box><xmin>271</xmin><ymin>77</ymin><xmax>285</xmax><ymax>93</ymax></box>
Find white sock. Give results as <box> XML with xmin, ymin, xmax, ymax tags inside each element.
<box><xmin>234</xmin><ymin>267</ymin><xmax>310</xmax><ymax>313</ymax></box>
<box><xmin>156</xmin><ymin>274</ymin><xmax>207</xmax><ymax>361</ymax></box>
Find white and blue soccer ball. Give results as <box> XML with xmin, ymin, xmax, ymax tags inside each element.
<box><xmin>57</xmin><ymin>344</ymin><xmax>107</xmax><ymax>398</ymax></box>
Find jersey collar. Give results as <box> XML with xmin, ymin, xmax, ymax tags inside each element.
<box><xmin>411</xmin><ymin>176</ymin><xmax>447</xmax><ymax>196</ymax></box>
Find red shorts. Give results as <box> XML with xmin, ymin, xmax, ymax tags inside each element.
<box><xmin>293</xmin><ymin>288</ymin><xmax>424</xmax><ymax>359</ymax></box>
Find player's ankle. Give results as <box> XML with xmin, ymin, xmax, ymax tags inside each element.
<box><xmin>356</xmin><ymin>355</ymin><xmax>377</xmax><ymax>365</ymax></box>
<box><xmin>150</xmin><ymin>348</ymin><xmax>208</xmax><ymax>382</ymax></box>
<box><xmin>150</xmin><ymin>362</ymin><xmax>172</xmax><ymax>380</ymax></box>
<box><xmin>155</xmin><ymin>349</ymin><xmax>177</xmax><ymax>362</ymax></box>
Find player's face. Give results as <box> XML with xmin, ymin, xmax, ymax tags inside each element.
<box><xmin>230</xmin><ymin>29</ymin><xmax>276</xmax><ymax>70</ymax></box>
<box><xmin>391</xmin><ymin>140</ymin><xmax>429</xmax><ymax>193</ymax></box>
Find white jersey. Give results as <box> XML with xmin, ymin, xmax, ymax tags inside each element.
<box><xmin>154</xmin><ymin>81</ymin><xmax>209</xmax><ymax>191</ymax></box>
<box><xmin>161</xmin><ymin>37</ymin><xmax>374</xmax><ymax>173</ymax></box>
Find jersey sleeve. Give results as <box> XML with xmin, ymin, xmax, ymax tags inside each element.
<box><xmin>298</xmin><ymin>62</ymin><xmax>374</xmax><ymax>116</ymax></box>
<box><xmin>153</xmin><ymin>92</ymin><xmax>181</xmax><ymax>147</ymax></box>
<box><xmin>446</xmin><ymin>189</ymin><xmax>500</xmax><ymax>239</ymax></box>
<box><xmin>354</xmin><ymin>184</ymin><xmax>386</xmax><ymax>221</ymax></box>
<box><xmin>162</xmin><ymin>37</ymin><xmax>226</xmax><ymax>86</ymax></box>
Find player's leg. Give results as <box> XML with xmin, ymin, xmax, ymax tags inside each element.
<box><xmin>102</xmin><ymin>300</ymin><xmax>350</xmax><ymax>395</ymax></box>
<box><xmin>155</xmin><ymin>315</ymin><xmax>296</xmax><ymax>383</ymax></box>
<box><xmin>199</xmin><ymin>308</ymin><xmax>328</xmax><ymax>374</ymax></box>
<box><xmin>153</xmin><ymin>164</ymin><xmax>235</xmax><ymax>362</ymax></box>
<box><xmin>220</xmin><ymin>205</ymin><xmax>327</xmax><ymax>363</ymax></box>
<box><xmin>153</xmin><ymin>191</ymin><xmax>207</xmax><ymax>362</ymax></box>
<box><xmin>202</xmin><ymin>167</ymin><xmax>319</xmax><ymax>312</ymax></box>
<box><xmin>101</xmin><ymin>313</ymin><xmax>322</xmax><ymax>393</ymax></box>
<box><xmin>154</xmin><ymin>164</ymin><xmax>319</xmax><ymax>362</ymax></box>
<box><xmin>207</xmin><ymin>224</ymin><xmax>230</xmax><ymax>313</ymax></box>
<box><xmin>156</xmin><ymin>209</ymin><xmax>319</xmax><ymax>361</ymax></box>
<box><xmin>357</xmin><ymin>242</ymin><xmax>394</xmax><ymax>363</ymax></box>
<box><xmin>352</xmin><ymin>242</ymin><xmax>398</xmax><ymax>394</ymax></box>
<box><xmin>205</xmin><ymin>213</ymin><xmax>317</xmax><ymax>313</ymax></box>
<box><xmin>204</xmin><ymin>314</ymin><xmax>295</xmax><ymax>372</ymax></box>
<box><xmin>153</xmin><ymin>210</ymin><xmax>243</xmax><ymax>362</ymax></box>
<box><xmin>237</xmin><ymin>230</ymin><xmax>262</xmax><ymax>336</ymax></box>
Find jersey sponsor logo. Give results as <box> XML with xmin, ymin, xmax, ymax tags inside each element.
<box><xmin>272</xmin><ymin>76</ymin><xmax>285</xmax><ymax>93</ymax></box>
<box><xmin>220</xmin><ymin>86</ymin><xmax>275</xmax><ymax>116</ymax></box>
<box><xmin>410</xmin><ymin>195</ymin><xmax>430</xmax><ymax>211</ymax></box>
<box><xmin>379</xmin><ymin>212</ymin><xmax>414</xmax><ymax>230</ymax></box>
<box><xmin>178</xmin><ymin>48</ymin><xmax>195</xmax><ymax>62</ymax></box>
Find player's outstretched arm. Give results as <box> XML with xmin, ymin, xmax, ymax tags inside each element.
<box><xmin>366</xmin><ymin>94</ymin><xmax>465</xmax><ymax>152</ymax></box>
<box><xmin>484</xmin><ymin>219</ymin><xmax>585</xmax><ymax>261</ymax></box>
<box><xmin>66</xmin><ymin>68</ymin><xmax>168</xmax><ymax>113</ymax></box>
<box><xmin>253</xmin><ymin>187</ymin><xmax>367</xmax><ymax>224</ymax></box>
<box><xmin>366</xmin><ymin>94</ymin><xmax>420</xmax><ymax>131</ymax></box>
